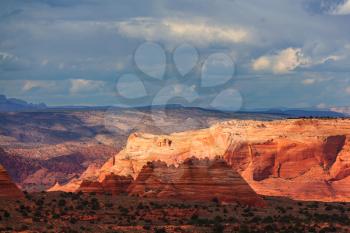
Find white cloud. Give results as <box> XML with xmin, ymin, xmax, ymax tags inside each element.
<box><xmin>252</xmin><ymin>48</ymin><xmax>310</xmax><ymax>74</ymax></box>
<box><xmin>0</xmin><ymin>52</ymin><xmax>16</xmax><ymax>61</ymax></box>
<box><xmin>317</xmin><ymin>103</ymin><xmax>327</xmax><ymax>109</ymax></box>
<box><xmin>0</xmin><ymin>51</ymin><xmax>29</xmax><ymax>71</ymax></box>
<box><xmin>22</xmin><ymin>80</ymin><xmax>56</xmax><ymax>92</ymax></box>
<box><xmin>332</xmin><ymin>0</ymin><xmax>350</xmax><ymax>15</ymax></box>
<box><xmin>318</xmin><ymin>55</ymin><xmax>343</xmax><ymax>63</ymax></box>
<box><xmin>251</xmin><ymin>56</ymin><xmax>271</xmax><ymax>71</ymax></box>
<box><xmin>69</xmin><ymin>79</ymin><xmax>105</xmax><ymax>94</ymax></box>
<box><xmin>172</xmin><ymin>84</ymin><xmax>197</xmax><ymax>95</ymax></box>
<box><xmin>300</xmin><ymin>73</ymin><xmax>334</xmax><ymax>85</ymax></box>
<box><xmin>117</xmin><ymin>18</ymin><xmax>251</xmax><ymax>46</ymax></box>
<box><xmin>302</xmin><ymin>78</ymin><xmax>316</xmax><ymax>85</ymax></box>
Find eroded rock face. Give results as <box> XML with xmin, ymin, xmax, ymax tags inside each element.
<box><xmin>47</xmin><ymin>163</ymin><xmax>102</xmax><ymax>192</ymax></box>
<box><xmin>128</xmin><ymin>157</ymin><xmax>265</xmax><ymax>206</ymax></box>
<box><xmin>102</xmin><ymin>173</ymin><xmax>133</xmax><ymax>194</ymax></box>
<box><xmin>78</xmin><ymin>173</ymin><xmax>133</xmax><ymax>194</ymax></box>
<box><xmin>78</xmin><ymin>180</ymin><xmax>104</xmax><ymax>194</ymax></box>
<box><xmin>97</xmin><ymin>119</ymin><xmax>350</xmax><ymax>201</ymax></box>
<box><xmin>0</xmin><ymin>145</ymin><xmax>117</xmax><ymax>192</ymax></box>
<box><xmin>0</xmin><ymin>164</ymin><xmax>23</xmax><ymax>198</ymax></box>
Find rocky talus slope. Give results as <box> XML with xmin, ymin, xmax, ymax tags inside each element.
<box><xmin>0</xmin><ymin>164</ymin><xmax>23</xmax><ymax>198</ymax></box>
<box><xmin>92</xmin><ymin>119</ymin><xmax>350</xmax><ymax>202</ymax></box>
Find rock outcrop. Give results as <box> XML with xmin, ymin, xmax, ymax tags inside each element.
<box><xmin>0</xmin><ymin>164</ymin><xmax>24</xmax><ymax>198</ymax></box>
<box><xmin>78</xmin><ymin>173</ymin><xmax>133</xmax><ymax>194</ymax></box>
<box><xmin>128</xmin><ymin>157</ymin><xmax>264</xmax><ymax>206</ymax></box>
<box><xmin>48</xmin><ymin>163</ymin><xmax>102</xmax><ymax>192</ymax></box>
<box><xmin>96</xmin><ymin>119</ymin><xmax>350</xmax><ymax>202</ymax></box>
<box><xmin>0</xmin><ymin>145</ymin><xmax>117</xmax><ymax>192</ymax></box>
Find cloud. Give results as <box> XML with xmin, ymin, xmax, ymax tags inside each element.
<box><xmin>300</xmin><ymin>73</ymin><xmax>334</xmax><ymax>85</ymax></box>
<box><xmin>117</xmin><ymin>18</ymin><xmax>251</xmax><ymax>46</ymax></box>
<box><xmin>69</xmin><ymin>79</ymin><xmax>105</xmax><ymax>94</ymax></box>
<box><xmin>332</xmin><ymin>0</ymin><xmax>350</xmax><ymax>15</ymax></box>
<box><xmin>302</xmin><ymin>78</ymin><xmax>316</xmax><ymax>85</ymax></box>
<box><xmin>316</xmin><ymin>103</ymin><xmax>327</xmax><ymax>109</ymax></box>
<box><xmin>305</xmin><ymin>0</ymin><xmax>350</xmax><ymax>15</ymax></box>
<box><xmin>318</xmin><ymin>55</ymin><xmax>344</xmax><ymax>63</ymax></box>
<box><xmin>0</xmin><ymin>52</ymin><xmax>29</xmax><ymax>71</ymax></box>
<box><xmin>22</xmin><ymin>80</ymin><xmax>56</xmax><ymax>92</ymax></box>
<box><xmin>252</xmin><ymin>48</ymin><xmax>310</xmax><ymax>74</ymax></box>
<box><xmin>1</xmin><ymin>0</ymin><xmax>350</xmax><ymax>108</ymax></box>
<box><xmin>0</xmin><ymin>52</ymin><xmax>15</xmax><ymax>61</ymax></box>
<box><xmin>251</xmin><ymin>56</ymin><xmax>271</xmax><ymax>71</ymax></box>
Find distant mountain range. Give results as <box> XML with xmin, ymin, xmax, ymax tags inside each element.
<box><xmin>0</xmin><ymin>94</ymin><xmax>348</xmax><ymax>117</ymax></box>
<box><xmin>0</xmin><ymin>95</ymin><xmax>46</xmax><ymax>112</ymax></box>
<box><xmin>239</xmin><ymin>108</ymin><xmax>348</xmax><ymax>118</ymax></box>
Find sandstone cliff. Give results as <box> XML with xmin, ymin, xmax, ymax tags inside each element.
<box><xmin>96</xmin><ymin>119</ymin><xmax>350</xmax><ymax>202</ymax></box>
<box><xmin>77</xmin><ymin>173</ymin><xmax>133</xmax><ymax>194</ymax></box>
<box><xmin>128</xmin><ymin>157</ymin><xmax>264</xmax><ymax>206</ymax></box>
<box><xmin>47</xmin><ymin>163</ymin><xmax>102</xmax><ymax>192</ymax></box>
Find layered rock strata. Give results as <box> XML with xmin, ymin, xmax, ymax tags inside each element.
<box><xmin>128</xmin><ymin>157</ymin><xmax>265</xmax><ymax>206</ymax></box>
<box><xmin>77</xmin><ymin>173</ymin><xmax>133</xmax><ymax>194</ymax></box>
<box><xmin>96</xmin><ymin>119</ymin><xmax>350</xmax><ymax>201</ymax></box>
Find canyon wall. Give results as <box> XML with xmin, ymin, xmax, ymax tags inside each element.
<box><xmin>78</xmin><ymin>173</ymin><xmax>133</xmax><ymax>194</ymax></box>
<box><xmin>94</xmin><ymin>119</ymin><xmax>350</xmax><ymax>202</ymax></box>
<box><xmin>127</xmin><ymin>157</ymin><xmax>265</xmax><ymax>206</ymax></box>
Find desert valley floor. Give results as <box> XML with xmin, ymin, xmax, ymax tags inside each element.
<box><xmin>1</xmin><ymin>192</ymin><xmax>350</xmax><ymax>233</ymax></box>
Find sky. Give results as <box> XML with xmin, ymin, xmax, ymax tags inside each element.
<box><xmin>0</xmin><ymin>0</ymin><xmax>350</xmax><ymax>111</ymax></box>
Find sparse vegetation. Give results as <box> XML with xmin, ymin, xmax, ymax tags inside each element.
<box><xmin>0</xmin><ymin>193</ymin><xmax>350</xmax><ymax>232</ymax></box>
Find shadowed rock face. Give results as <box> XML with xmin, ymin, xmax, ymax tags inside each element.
<box><xmin>0</xmin><ymin>146</ymin><xmax>116</xmax><ymax>191</ymax></box>
<box><xmin>77</xmin><ymin>180</ymin><xmax>104</xmax><ymax>194</ymax></box>
<box><xmin>128</xmin><ymin>157</ymin><xmax>265</xmax><ymax>206</ymax></box>
<box><xmin>78</xmin><ymin>174</ymin><xmax>133</xmax><ymax>195</ymax></box>
<box><xmin>0</xmin><ymin>164</ymin><xmax>23</xmax><ymax>198</ymax></box>
<box><xmin>95</xmin><ymin>119</ymin><xmax>350</xmax><ymax>202</ymax></box>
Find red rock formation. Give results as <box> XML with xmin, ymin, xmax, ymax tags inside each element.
<box><xmin>47</xmin><ymin>163</ymin><xmax>102</xmax><ymax>192</ymax></box>
<box><xmin>95</xmin><ymin>119</ymin><xmax>350</xmax><ymax>202</ymax></box>
<box><xmin>101</xmin><ymin>173</ymin><xmax>133</xmax><ymax>194</ymax></box>
<box><xmin>0</xmin><ymin>164</ymin><xmax>24</xmax><ymax>198</ymax></box>
<box><xmin>78</xmin><ymin>173</ymin><xmax>133</xmax><ymax>194</ymax></box>
<box><xmin>128</xmin><ymin>157</ymin><xmax>265</xmax><ymax>206</ymax></box>
<box><xmin>0</xmin><ymin>144</ymin><xmax>117</xmax><ymax>192</ymax></box>
<box><xmin>78</xmin><ymin>180</ymin><xmax>104</xmax><ymax>194</ymax></box>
